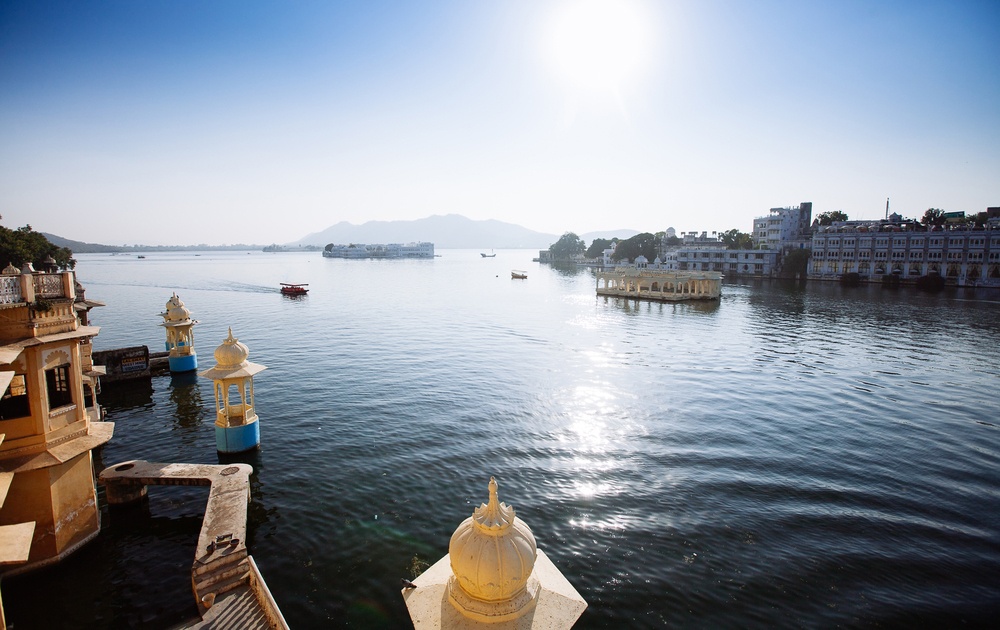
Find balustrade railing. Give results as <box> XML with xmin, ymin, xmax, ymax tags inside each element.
<box><xmin>0</xmin><ymin>276</ymin><xmax>22</xmax><ymax>304</ymax></box>
<box><xmin>34</xmin><ymin>274</ymin><xmax>65</xmax><ymax>298</ymax></box>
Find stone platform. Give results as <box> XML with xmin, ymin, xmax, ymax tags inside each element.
<box><xmin>99</xmin><ymin>460</ymin><xmax>287</xmax><ymax>629</ymax></box>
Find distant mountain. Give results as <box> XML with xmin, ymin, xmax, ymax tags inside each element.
<box><xmin>41</xmin><ymin>234</ymin><xmax>264</xmax><ymax>253</ymax></box>
<box><xmin>42</xmin><ymin>233</ymin><xmax>122</xmax><ymax>253</ymax></box>
<box><xmin>293</xmin><ymin>214</ymin><xmax>559</xmax><ymax>249</ymax></box>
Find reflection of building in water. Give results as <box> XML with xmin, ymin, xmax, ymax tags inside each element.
<box><xmin>0</xmin><ymin>264</ymin><xmax>113</xmax><ymax>574</ymax></box>
<box><xmin>169</xmin><ymin>371</ymin><xmax>205</xmax><ymax>429</ymax></box>
<box><xmin>597</xmin><ymin>268</ymin><xmax>722</xmax><ymax>302</ymax></box>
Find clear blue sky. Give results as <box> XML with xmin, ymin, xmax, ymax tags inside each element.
<box><xmin>2</xmin><ymin>0</ymin><xmax>997</xmax><ymax>245</ymax></box>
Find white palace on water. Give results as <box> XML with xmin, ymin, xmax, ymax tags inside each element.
<box><xmin>596</xmin><ymin>267</ymin><xmax>723</xmax><ymax>302</ymax></box>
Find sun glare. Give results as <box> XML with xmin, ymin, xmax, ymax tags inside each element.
<box><xmin>547</xmin><ymin>0</ymin><xmax>648</xmax><ymax>91</ymax></box>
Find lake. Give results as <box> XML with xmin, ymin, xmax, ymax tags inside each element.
<box><xmin>4</xmin><ymin>250</ymin><xmax>999</xmax><ymax>628</ymax></box>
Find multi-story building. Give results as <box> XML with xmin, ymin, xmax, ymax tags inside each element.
<box><xmin>810</xmin><ymin>221</ymin><xmax>1000</xmax><ymax>287</ymax></box>
<box><xmin>753</xmin><ymin>202</ymin><xmax>813</xmax><ymax>251</ymax></box>
<box><xmin>674</xmin><ymin>231</ymin><xmax>780</xmax><ymax>276</ymax></box>
<box><xmin>0</xmin><ymin>264</ymin><xmax>113</xmax><ymax>571</ymax></box>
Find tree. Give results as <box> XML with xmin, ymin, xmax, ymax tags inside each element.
<box><xmin>921</xmin><ymin>208</ymin><xmax>946</xmax><ymax>227</ymax></box>
<box><xmin>548</xmin><ymin>232</ymin><xmax>585</xmax><ymax>261</ymax></box>
<box><xmin>719</xmin><ymin>229</ymin><xmax>753</xmax><ymax>250</ymax></box>
<box><xmin>611</xmin><ymin>232</ymin><xmax>657</xmax><ymax>262</ymax></box>
<box><xmin>816</xmin><ymin>211</ymin><xmax>848</xmax><ymax>226</ymax></box>
<box><xmin>781</xmin><ymin>248</ymin><xmax>811</xmax><ymax>280</ymax></box>
<box><xmin>0</xmin><ymin>223</ymin><xmax>75</xmax><ymax>270</ymax></box>
<box><xmin>585</xmin><ymin>238</ymin><xmax>616</xmax><ymax>259</ymax></box>
<box><xmin>965</xmin><ymin>211</ymin><xmax>988</xmax><ymax>228</ymax></box>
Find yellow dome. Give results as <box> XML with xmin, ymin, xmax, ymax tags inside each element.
<box><xmin>447</xmin><ymin>478</ymin><xmax>539</xmax><ymax>621</ymax></box>
<box><xmin>213</xmin><ymin>328</ymin><xmax>250</xmax><ymax>368</ymax></box>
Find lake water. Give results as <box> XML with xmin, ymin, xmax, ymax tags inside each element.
<box><xmin>4</xmin><ymin>250</ymin><xmax>1000</xmax><ymax>628</ymax></box>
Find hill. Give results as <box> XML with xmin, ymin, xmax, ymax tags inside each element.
<box><xmin>294</xmin><ymin>214</ymin><xmax>559</xmax><ymax>249</ymax></box>
<box><xmin>42</xmin><ymin>233</ymin><xmax>122</xmax><ymax>253</ymax></box>
<box><xmin>40</xmin><ymin>218</ymin><xmax>641</xmax><ymax>254</ymax></box>
<box><xmin>40</xmin><ymin>234</ymin><xmax>263</xmax><ymax>253</ymax></box>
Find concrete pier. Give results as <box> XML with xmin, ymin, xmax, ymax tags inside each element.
<box><xmin>99</xmin><ymin>460</ymin><xmax>287</xmax><ymax>629</ymax></box>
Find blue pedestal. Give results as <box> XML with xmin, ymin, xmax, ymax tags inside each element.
<box><xmin>168</xmin><ymin>352</ymin><xmax>197</xmax><ymax>373</ymax></box>
<box><xmin>216</xmin><ymin>420</ymin><xmax>260</xmax><ymax>453</ymax></box>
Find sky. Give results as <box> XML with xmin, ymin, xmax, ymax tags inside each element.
<box><xmin>1</xmin><ymin>0</ymin><xmax>998</xmax><ymax>246</ymax></box>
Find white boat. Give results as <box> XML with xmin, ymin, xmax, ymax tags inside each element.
<box><xmin>511</xmin><ymin>270</ymin><xmax>527</xmax><ymax>279</ymax></box>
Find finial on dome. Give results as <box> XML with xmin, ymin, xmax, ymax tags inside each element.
<box><xmin>225</xmin><ymin>327</ymin><xmax>237</xmax><ymax>343</ymax></box>
<box><xmin>473</xmin><ymin>476</ymin><xmax>516</xmax><ymax>533</ymax></box>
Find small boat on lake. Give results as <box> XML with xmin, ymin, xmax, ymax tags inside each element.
<box><xmin>280</xmin><ymin>283</ymin><xmax>309</xmax><ymax>296</ymax></box>
<box><xmin>511</xmin><ymin>270</ymin><xmax>527</xmax><ymax>279</ymax></box>
<box><xmin>481</xmin><ymin>251</ymin><xmax>496</xmax><ymax>258</ymax></box>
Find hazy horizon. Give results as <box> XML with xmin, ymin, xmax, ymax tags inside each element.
<box><xmin>2</xmin><ymin>0</ymin><xmax>998</xmax><ymax>246</ymax></box>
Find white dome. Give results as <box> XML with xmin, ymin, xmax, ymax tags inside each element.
<box><xmin>213</xmin><ymin>328</ymin><xmax>250</xmax><ymax>368</ymax></box>
<box><xmin>447</xmin><ymin>478</ymin><xmax>539</xmax><ymax>621</ymax></box>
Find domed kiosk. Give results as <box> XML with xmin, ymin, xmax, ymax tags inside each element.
<box><xmin>199</xmin><ymin>328</ymin><xmax>267</xmax><ymax>453</ymax></box>
<box><xmin>159</xmin><ymin>293</ymin><xmax>199</xmax><ymax>372</ymax></box>
<box><xmin>402</xmin><ymin>477</ymin><xmax>587</xmax><ymax>628</ymax></box>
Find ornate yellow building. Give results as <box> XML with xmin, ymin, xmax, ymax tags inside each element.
<box><xmin>0</xmin><ymin>264</ymin><xmax>113</xmax><ymax>572</ymax></box>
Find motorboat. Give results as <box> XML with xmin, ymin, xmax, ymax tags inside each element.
<box><xmin>280</xmin><ymin>283</ymin><xmax>309</xmax><ymax>296</ymax></box>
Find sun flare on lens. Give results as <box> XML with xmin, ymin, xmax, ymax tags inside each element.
<box><xmin>547</xmin><ymin>0</ymin><xmax>648</xmax><ymax>91</ymax></box>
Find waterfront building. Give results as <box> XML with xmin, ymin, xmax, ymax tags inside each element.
<box><xmin>809</xmin><ymin>221</ymin><xmax>1000</xmax><ymax>286</ymax></box>
<box><xmin>322</xmin><ymin>242</ymin><xmax>435</xmax><ymax>259</ymax></box>
<box><xmin>402</xmin><ymin>477</ymin><xmax>586</xmax><ymax>628</ymax></box>
<box><xmin>199</xmin><ymin>328</ymin><xmax>267</xmax><ymax>453</ymax></box>
<box><xmin>672</xmin><ymin>231</ymin><xmax>780</xmax><ymax>276</ymax></box>
<box><xmin>159</xmin><ymin>293</ymin><xmax>198</xmax><ymax>372</ymax></box>
<box><xmin>596</xmin><ymin>267</ymin><xmax>723</xmax><ymax>301</ymax></box>
<box><xmin>0</xmin><ymin>264</ymin><xmax>113</xmax><ymax>572</ymax></box>
<box><xmin>753</xmin><ymin>202</ymin><xmax>813</xmax><ymax>251</ymax></box>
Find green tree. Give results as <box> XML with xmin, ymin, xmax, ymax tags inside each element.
<box><xmin>816</xmin><ymin>211</ymin><xmax>848</xmax><ymax>226</ymax></box>
<box><xmin>584</xmin><ymin>238</ymin><xmax>616</xmax><ymax>259</ymax></box>
<box><xmin>611</xmin><ymin>232</ymin><xmax>657</xmax><ymax>262</ymax></box>
<box><xmin>965</xmin><ymin>211</ymin><xmax>988</xmax><ymax>228</ymax></box>
<box><xmin>0</xmin><ymin>223</ymin><xmax>75</xmax><ymax>270</ymax></box>
<box><xmin>548</xmin><ymin>232</ymin><xmax>585</xmax><ymax>261</ymax></box>
<box><xmin>719</xmin><ymin>229</ymin><xmax>753</xmax><ymax>250</ymax></box>
<box><xmin>921</xmin><ymin>208</ymin><xmax>946</xmax><ymax>226</ymax></box>
<box><xmin>781</xmin><ymin>248</ymin><xmax>811</xmax><ymax>280</ymax></box>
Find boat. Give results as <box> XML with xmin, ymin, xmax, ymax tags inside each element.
<box><xmin>280</xmin><ymin>283</ymin><xmax>309</xmax><ymax>296</ymax></box>
<box><xmin>481</xmin><ymin>250</ymin><xmax>496</xmax><ymax>258</ymax></box>
<box><xmin>511</xmin><ymin>270</ymin><xmax>527</xmax><ymax>279</ymax></box>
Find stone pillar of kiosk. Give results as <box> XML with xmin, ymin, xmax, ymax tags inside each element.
<box><xmin>159</xmin><ymin>293</ymin><xmax>198</xmax><ymax>372</ymax></box>
<box><xmin>199</xmin><ymin>328</ymin><xmax>267</xmax><ymax>454</ymax></box>
<box><xmin>402</xmin><ymin>477</ymin><xmax>587</xmax><ymax>629</ymax></box>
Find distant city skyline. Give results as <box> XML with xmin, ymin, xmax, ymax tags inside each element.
<box><xmin>2</xmin><ymin>0</ymin><xmax>997</xmax><ymax>246</ymax></box>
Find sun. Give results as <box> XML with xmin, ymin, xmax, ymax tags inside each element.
<box><xmin>546</xmin><ymin>0</ymin><xmax>648</xmax><ymax>91</ymax></box>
